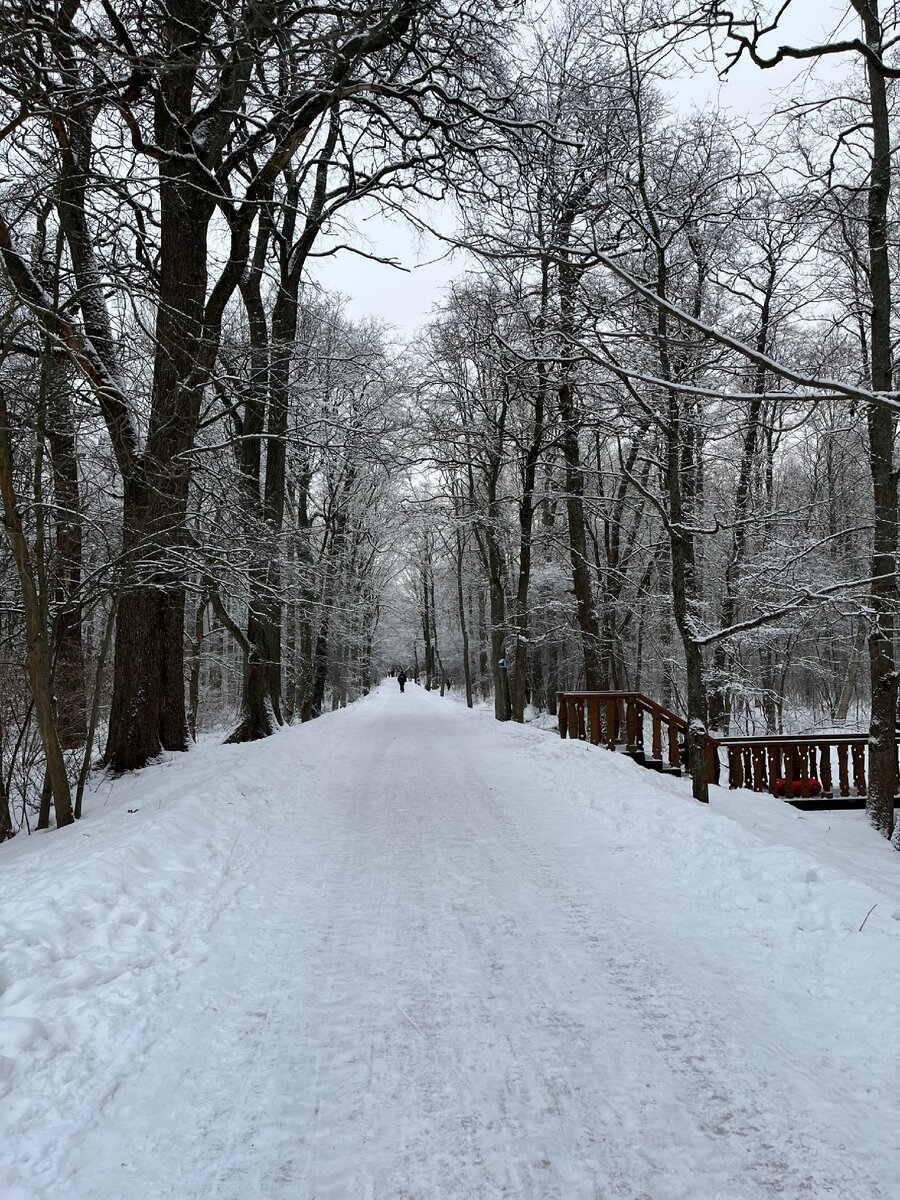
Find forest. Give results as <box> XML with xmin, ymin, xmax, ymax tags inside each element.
<box><xmin>1</xmin><ymin>0</ymin><xmax>898</xmax><ymax>843</ymax></box>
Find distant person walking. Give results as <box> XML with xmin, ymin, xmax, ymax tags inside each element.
<box><xmin>397</xmin><ymin>671</ymin><xmax>407</xmax><ymax>693</ymax></box>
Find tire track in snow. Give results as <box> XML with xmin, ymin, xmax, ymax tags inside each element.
<box><xmin>477</xmin><ymin>785</ymin><xmax>882</xmax><ymax>1200</ymax></box>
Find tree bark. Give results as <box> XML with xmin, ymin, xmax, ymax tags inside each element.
<box><xmin>44</xmin><ymin>350</ymin><xmax>86</xmax><ymax>749</ymax></box>
<box><xmin>853</xmin><ymin>0</ymin><xmax>897</xmax><ymax>839</ymax></box>
<box><xmin>835</xmin><ymin>612</ymin><xmax>867</xmax><ymax>723</ymax></box>
<box><xmin>0</xmin><ymin>389</ymin><xmax>73</xmax><ymax>827</ymax></box>
<box><xmin>557</xmin><ymin>226</ymin><xmax>604</xmax><ymax>690</ymax></box>
<box><xmin>637</xmin><ymin>195</ymin><xmax>708</xmax><ymax>794</ymax></box>
<box><xmin>485</xmin><ymin>527</ymin><xmax>511</xmax><ymax>721</ymax></box>
<box><xmin>421</xmin><ymin>555</ymin><xmax>435</xmax><ymax>690</ymax></box>
<box><xmin>106</xmin><ymin>7</ymin><xmax>215</xmax><ymax>769</ymax></box>
<box><xmin>455</xmin><ymin>526</ymin><xmax>474</xmax><ymax>707</ymax></box>
<box><xmin>0</xmin><ymin>765</ymin><xmax>12</xmax><ymax>842</ymax></box>
<box><xmin>511</xmin><ymin>263</ymin><xmax>549</xmax><ymax>721</ymax></box>
<box><xmin>707</xmin><ymin>396</ymin><xmax>765</xmax><ymax>731</ymax></box>
<box><xmin>187</xmin><ymin>595</ymin><xmax>207</xmax><ymax>742</ymax></box>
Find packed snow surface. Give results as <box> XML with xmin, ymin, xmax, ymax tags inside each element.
<box><xmin>2</xmin><ymin>683</ymin><xmax>899</xmax><ymax>1199</ymax></box>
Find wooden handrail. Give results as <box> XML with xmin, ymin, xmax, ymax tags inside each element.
<box><xmin>557</xmin><ymin>691</ymin><xmax>874</xmax><ymax>806</ymax></box>
<box><xmin>715</xmin><ymin>733</ymin><xmax>865</xmax><ymax>745</ymax></box>
<box><xmin>717</xmin><ymin>734</ymin><xmax>872</xmax><ymax>802</ymax></box>
<box><xmin>557</xmin><ymin>691</ymin><xmax>700</xmax><ymax>776</ymax></box>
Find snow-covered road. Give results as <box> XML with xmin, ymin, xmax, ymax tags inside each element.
<box><xmin>2</xmin><ymin>684</ymin><xmax>899</xmax><ymax>1199</ymax></box>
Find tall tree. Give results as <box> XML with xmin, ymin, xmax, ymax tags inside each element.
<box><xmin>700</xmin><ymin>0</ymin><xmax>898</xmax><ymax>834</ymax></box>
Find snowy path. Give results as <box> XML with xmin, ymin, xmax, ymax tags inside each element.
<box><xmin>2</xmin><ymin>684</ymin><xmax>899</xmax><ymax>1199</ymax></box>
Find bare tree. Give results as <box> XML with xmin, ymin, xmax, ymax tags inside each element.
<box><xmin>696</xmin><ymin>0</ymin><xmax>898</xmax><ymax>834</ymax></box>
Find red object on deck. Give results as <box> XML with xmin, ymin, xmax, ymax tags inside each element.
<box><xmin>775</xmin><ymin>777</ymin><xmax>822</xmax><ymax>797</ymax></box>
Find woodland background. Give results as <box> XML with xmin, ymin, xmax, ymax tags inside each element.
<box><xmin>1</xmin><ymin>0</ymin><xmax>899</xmax><ymax>841</ymax></box>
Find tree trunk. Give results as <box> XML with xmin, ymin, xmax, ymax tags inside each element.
<box><xmin>557</xmin><ymin>360</ymin><xmax>603</xmax><ymax>688</ymax></box>
<box><xmin>855</xmin><ymin>0</ymin><xmax>898</xmax><ymax>838</ymax></box>
<box><xmin>105</xmin><ymin>38</ymin><xmax>215</xmax><ymax>769</ymax></box>
<box><xmin>456</xmin><ymin>528</ymin><xmax>474</xmax><ymax>708</ymax></box>
<box><xmin>45</xmin><ymin>355</ymin><xmax>86</xmax><ymax>749</ymax></box>
<box><xmin>511</xmin><ymin>417</ymin><xmax>545</xmax><ymax>720</ymax></box>
<box><xmin>835</xmin><ymin>613</ymin><xmax>867</xmax><ymax>723</ymax></box>
<box><xmin>307</xmin><ymin>615</ymin><xmax>330</xmax><ymax>720</ymax></box>
<box><xmin>0</xmin><ymin>390</ymin><xmax>73</xmax><ymax>827</ymax></box>
<box><xmin>0</xmin><ymin>767</ymin><xmax>12</xmax><ymax>842</ymax></box>
<box><xmin>665</xmin><ymin>373</ymin><xmax>709</xmax><ymax>802</ymax></box>
<box><xmin>759</xmin><ymin>645</ymin><xmax>779</xmax><ymax>734</ymax></box>
<box><xmin>228</xmin><ymin>221</ymin><xmax>279</xmax><ymax>743</ymax></box>
<box><xmin>283</xmin><ymin>590</ymin><xmax>298</xmax><ymax>721</ymax></box>
<box><xmin>477</xmin><ymin>587</ymin><xmax>489</xmax><ymax>697</ymax></box>
<box><xmin>708</xmin><ymin>272</ymin><xmax>771</xmax><ymax>732</ymax></box>
<box><xmin>546</xmin><ymin>641</ymin><xmax>559</xmax><ymax>715</ymax></box>
<box><xmin>295</xmin><ymin>471</ymin><xmax>316</xmax><ymax>722</ymax></box>
<box><xmin>512</xmin><ymin>262</ymin><xmax>549</xmax><ymax>721</ymax></box>
<box><xmin>421</xmin><ymin>558</ymin><xmax>434</xmax><ymax>690</ymax></box>
<box><xmin>187</xmin><ymin>595</ymin><xmax>207</xmax><ymax>742</ymax></box>
<box><xmin>430</xmin><ymin>565</ymin><xmax>442</xmax><ymax>694</ymax></box>
<box><xmin>636</xmin><ymin>115</ymin><xmax>709</xmax><ymax>799</ymax></box>
<box><xmin>477</xmin><ymin>519</ymin><xmax>511</xmax><ymax>721</ymax></box>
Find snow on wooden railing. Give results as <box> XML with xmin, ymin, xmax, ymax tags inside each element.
<box><xmin>715</xmin><ymin>734</ymin><xmax>870</xmax><ymax>803</ymax></box>
<box><xmin>557</xmin><ymin>691</ymin><xmax>872</xmax><ymax>807</ymax></box>
<box><xmin>557</xmin><ymin>691</ymin><xmax>707</xmax><ymax>777</ymax></box>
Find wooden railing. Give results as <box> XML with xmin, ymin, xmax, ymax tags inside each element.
<box><xmin>716</xmin><ymin>734</ymin><xmax>871</xmax><ymax>803</ymax></box>
<box><xmin>557</xmin><ymin>691</ymin><xmax>710</xmax><ymax>777</ymax></box>
<box><xmin>558</xmin><ymin>691</ymin><xmax>872</xmax><ymax>808</ymax></box>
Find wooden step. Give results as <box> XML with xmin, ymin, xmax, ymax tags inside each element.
<box><xmin>789</xmin><ymin>797</ymin><xmax>866</xmax><ymax>812</ymax></box>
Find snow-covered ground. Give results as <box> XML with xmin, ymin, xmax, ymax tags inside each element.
<box><xmin>1</xmin><ymin>683</ymin><xmax>898</xmax><ymax>1200</ymax></box>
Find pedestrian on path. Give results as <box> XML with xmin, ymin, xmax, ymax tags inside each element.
<box><xmin>397</xmin><ymin>671</ymin><xmax>407</xmax><ymax>693</ymax></box>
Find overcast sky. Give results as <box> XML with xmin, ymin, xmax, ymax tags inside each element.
<box><xmin>308</xmin><ymin>1</ymin><xmax>857</xmax><ymax>336</ymax></box>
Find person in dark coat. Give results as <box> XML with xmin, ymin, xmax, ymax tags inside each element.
<box><xmin>397</xmin><ymin>671</ymin><xmax>407</xmax><ymax>693</ymax></box>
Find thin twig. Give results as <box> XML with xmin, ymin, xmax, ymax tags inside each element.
<box><xmin>858</xmin><ymin>903</ymin><xmax>877</xmax><ymax>932</ymax></box>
